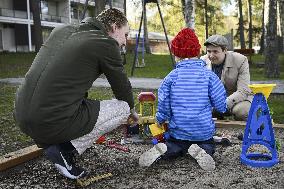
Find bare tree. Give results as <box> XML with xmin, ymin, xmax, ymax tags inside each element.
<box><xmin>264</xmin><ymin>0</ymin><xmax>279</xmax><ymax>78</ymax></box>
<box><xmin>238</xmin><ymin>0</ymin><xmax>245</xmax><ymax>48</ymax></box>
<box><xmin>30</xmin><ymin>0</ymin><xmax>43</xmax><ymax>52</ymax></box>
<box><xmin>94</xmin><ymin>0</ymin><xmax>106</xmax><ymax>17</ymax></box>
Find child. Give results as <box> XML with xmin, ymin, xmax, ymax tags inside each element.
<box><xmin>139</xmin><ymin>28</ymin><xmax>227</xmax><ymax>171</ymax></box>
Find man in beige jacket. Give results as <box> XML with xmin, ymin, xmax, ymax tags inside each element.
<box><xmin>200</xmin><ymin>35</ymin><xmax>253</xmax><ymax>121</ymax></box>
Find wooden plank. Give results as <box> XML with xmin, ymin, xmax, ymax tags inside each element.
<box><xmin>215</xmin><ymin>120</ymin><xmax>284</xmax><ymax>129</ymax></box>
<box><xmin>0</xmin><ymin>145</ymin><xmax>43</xmax><ymax>171</ymax></box>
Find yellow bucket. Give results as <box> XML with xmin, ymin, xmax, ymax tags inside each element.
<box><xmin>149</xmin><ymin>123</ymin><xmax>166</xmax><ymax>136</ymax></box>
<box><xmin>248</xmin><ymin>84</ymin><xmax>276</xmax><ymax>99</ymax></box>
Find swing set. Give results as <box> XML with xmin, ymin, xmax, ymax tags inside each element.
<box><xmin>130</xmin><ymin>0</ymin><xmax>175</xmax><ymax>76</ymax></box>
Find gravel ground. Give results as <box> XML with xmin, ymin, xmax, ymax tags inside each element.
<box><xmin>1</xmin><ymin>127</ymin><xmax>284</xmax><ymax>189</ymax></box>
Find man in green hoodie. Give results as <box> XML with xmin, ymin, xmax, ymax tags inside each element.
<box><xmin>14</xmin><ymin>8</ymin><xmax>138</xmax><ymax>179</ymax></box>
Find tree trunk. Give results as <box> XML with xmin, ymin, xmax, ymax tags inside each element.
<box><xmin>30</xmin><ymin>0</ymin><xmax>43</xmax><ymax>52</ymax></box>
<box><xmin>81</xmin><ymin>0</ymin><xmax>89</xmax><ymax>21</ymax></box>
<box><xmin>184</xmin><ymin>0</ymin><xmax>195</xmax><ymax>29</ymax></box>
<box><xmin>264</xmin><ymin>0</ymin><xmax>279</xmax><ymax>78</ymax></box>
<box><xmin>259</xmin><ymin>0</ymin><xmax>265</xmax><ymax>54</ymax></box>
<box><xmin>248</xmin><ymin>0</ymin><xmax>253</xmax><ymax>49</ymax></box>
<box><xmin>278</xmin><ymin>0</ymin><xmax>284</xmax><ymax>53</ymax></box>
<box><xmin>238</xmin><ymin>0</ymin><xmax>245</xmax><ymax>48</ymax></box>
<box><xmin>143</xmin><ymin>1</ymin><xmax>151</xmax><ymax>54</ymax></box>
<box><xmin>205</xmin><ymin>0</ymin><xmax>208</xmax><ymax>38</ymax></box>
<box><xmin>108</xmin><ymin>0</ymin><xmax>112</xmax><ymax>8</ymax></box>
<box><xmin>94</xmin><ymin>0</ymin><xmax>106</xmax><ymax>17</ymax></box>
<box><xmin>124</xmin><ymin>0</ymin><xmax>127</xmax><ymax>16</ymax></box>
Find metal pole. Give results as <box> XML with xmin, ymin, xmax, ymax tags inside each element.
<box><xmin>27</xmin><ymin>0</ymin><xmax>32</xmax><ymax>52</ymax></box>
<box><xmin>156</xmin><ymin>2</ymin><xmax>175</xmax><ymax>68</ymax></box>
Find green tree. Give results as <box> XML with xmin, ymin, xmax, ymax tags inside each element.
<box><xmin>147</xmin><ymin>0</ymin><xmax>184</xmax><ymax>36</ymax></box>
<box><xmin>238</xmin><ymin>0</ymin><xmax>246</xmax><ymax>48</ymax></box>
<box><xmin>143</xmin><ymin>1</ymin><xmax>151</xmax><ymax>53</ymax></box>
<box><xmin>264</xmin><ymin>0</ymin><xmax>279</xmax><ymax>78</ymax></box>
<box><xmin>279</xmin><ymin>0</ymin><xmax>284</xmax><ymax>53</ymax></box>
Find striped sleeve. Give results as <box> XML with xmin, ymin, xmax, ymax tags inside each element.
<box><xmin>208</xmin><ymin>72</ymin><xmax>227</xmax><ymax>113</ymax></box>
<box><xmin>156</xmin><ymin>71</ymin><xmax>175</xmax><ymax>124</ymax></box>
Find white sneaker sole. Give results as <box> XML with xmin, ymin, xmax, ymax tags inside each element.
<box><xmin>139</xmin><ymin>143</ymin><xmax>167</xmax><ymax>167</ymax></box>
<box><xmin>55</xmin><ymin>164</ymin><xmax>84</xmax><ymax>179</ymax></box>
<box><xmin>188</xmin><ymin>144</ymin><xmax>215</xmax><ymax>171</ymax></box>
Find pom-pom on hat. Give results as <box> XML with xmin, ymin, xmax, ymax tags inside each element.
<box><xmin>170</xmin><ymin>28</ymin><xmax>201</xmax><ymax>58</ymax></box>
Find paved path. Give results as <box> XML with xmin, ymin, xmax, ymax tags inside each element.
<box><xmin>0</xmin><ymin>77</ymin><xmax>283</xmax><ymax>94</ymax></box>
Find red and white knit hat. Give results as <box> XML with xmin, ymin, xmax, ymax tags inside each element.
<box><xmin>170</xmin><ymin>28</ymin><xmax>201</xmax><ymax>58</ymax></box>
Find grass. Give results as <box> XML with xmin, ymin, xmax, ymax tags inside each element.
<box><xmin>1</xmin><ymin>52</ymin><xmax>283</xmax><ymax>80</ymax></box>
<box><xmin>0</xmin><ymin>84</ymin><xmax>33</xmax><ymax>154</ymax></box>
<box><xmin>0</xmin><ymin>52</ymin><xmax>36</xmax><ymax>78</ymax></box>
<box><xmin>250</xmin><ymin>54</ymin><xmax>284</xmax><ymax>80</ymax></box>
<box><xmin>124</xmin><ymin>53</ymin><xmax>173</xmax><ymax>78</ymax></box>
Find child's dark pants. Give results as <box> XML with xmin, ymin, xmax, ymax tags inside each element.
<box><xmin>162</xmin><ymin>137</ymin><xmax>215</xmax><ymax>159</ymax></box>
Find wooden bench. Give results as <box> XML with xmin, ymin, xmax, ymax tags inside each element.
<box><xmin>233</xmin><ymin>48</ymin><xmax>255</xmax><ymax>64</ymax></box>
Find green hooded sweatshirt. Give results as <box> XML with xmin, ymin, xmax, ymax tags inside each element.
<box><xmin>14</xmin><ymin>18</ymin><xmax>134</xmax><ymax>147</ymax></box>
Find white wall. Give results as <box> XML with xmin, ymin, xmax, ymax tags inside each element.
<box><xmin>0</xmin><ymin>0</ymin><xmax>13</xmax><ymax>9</ymax></box>
<box><xmin>58</xmin><ymin>0</ymin><xmax>70</xmax><ymax>23</ymax></box>
<box><xmin>2</xmin><ymin>27</ymin><xmax>16</xmax><ymax>51</ymax></box>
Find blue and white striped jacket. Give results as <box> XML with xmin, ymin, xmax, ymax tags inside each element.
<box><xmin>156</xmin><ymin>59</ymin><xmax>227</xmax><ymax>141</ymax></box>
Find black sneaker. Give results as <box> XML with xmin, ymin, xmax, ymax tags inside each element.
<box><xmin>44</xmin><ymin>145</ymin><xmax>85</xmax><ymax>179</ymax></box>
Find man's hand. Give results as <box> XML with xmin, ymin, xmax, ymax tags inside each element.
<box><xmin>128</xmin><ymin>109</ymin><xmax>139</xmax><ymax>124</ymax></box>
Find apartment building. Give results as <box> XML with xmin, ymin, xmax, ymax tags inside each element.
<box><xmin>0</xmin><ymin>0</ymin><xmax>124</xmax><ymax>52</ymax></box>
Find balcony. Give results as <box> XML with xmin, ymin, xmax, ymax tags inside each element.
<box><xmin>0</xmin><ymin>8</ymin><xmax>67</xmax><ymax>24</ymax></box>
<box><xmin>70</xmin><ymin>0</ymin><xmax>95</xmax><ymax>6</ymax></box>
<box><xmin>0</xmin><ymin>8</ymin><xmax>28</xmax><ymax>19</ymax></box>
<box><xmin>41</xmin><ymin>14</ymin><xmax>64</xmax><ymax>23</ymax></box>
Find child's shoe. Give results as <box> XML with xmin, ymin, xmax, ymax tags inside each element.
<box><xmin>188</xmin><ymin>144</ymin><xmax>215</xmax><ymax>171</ymax></box>
<box><xmin>213</xmin><ymin>136</ymin><xmax>232</xmax><ymax>146</ymax></box>
<box><xmin>139</xmin><ymin>143</ymin><xmax>167</xmax><ymax>167</ymax></box>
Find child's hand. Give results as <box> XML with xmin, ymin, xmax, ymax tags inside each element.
<box><xmin>157</xmin><ymin>122</ymin><xmax>164</xmax><ymax>128</ymax></box>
